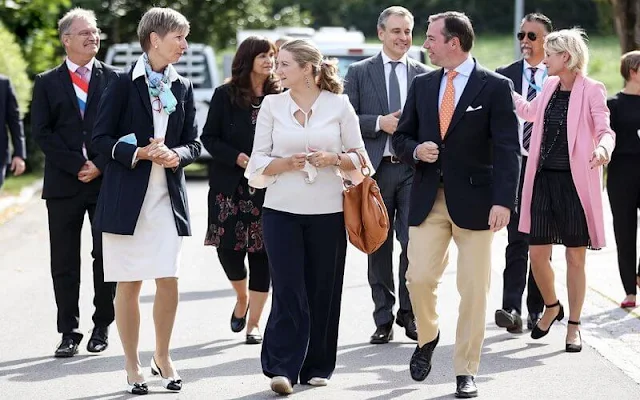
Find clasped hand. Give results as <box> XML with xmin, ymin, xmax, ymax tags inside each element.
<box><xmin>415</xmin><ymin>141</ymin><xmax>439</xmax><ymax>163</ymax></box>
<box><xmin>138</xmin><ymin>138</ymin><xmax>179</xmax><ymax>168</ymax></box>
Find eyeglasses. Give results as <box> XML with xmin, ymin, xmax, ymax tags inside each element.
<box><xmin>65</xmin><ymin>29</ymin><xmax>101</xmax><ymax>38</ymax></box>
<box><xmin>517</xmin><ymin>31</ymin><xmax>537</xmax><ymax>41</ymax></box>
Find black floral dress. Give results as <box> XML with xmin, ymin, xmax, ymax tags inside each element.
<box><xmin>204</xmin><ymin>96</ymin><xmax>266</xmax><ymax>253</ymax></box>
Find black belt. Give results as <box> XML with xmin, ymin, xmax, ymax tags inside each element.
<box><xmin>381</xmin><ymin>155</ymin><xmax>401</xmax><ymax>163</ymax></box>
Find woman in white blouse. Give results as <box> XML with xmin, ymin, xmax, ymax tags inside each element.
<box><xmin>246</xmin><ymin>39</ymin><xmax>371</xmax><ymax>395</ymax></box>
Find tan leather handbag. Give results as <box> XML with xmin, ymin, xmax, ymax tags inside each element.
<box><xmin>342</xmin><ymin>150</ymin><xmax>389</xmax><ymax>254</ymax></box>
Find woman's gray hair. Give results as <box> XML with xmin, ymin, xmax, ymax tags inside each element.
<box><xmin>377</xmin><ymin>6</ymin><xmax>414</xmax><ymax>31</ymax></box>
<box><xmin>137</xmin><ymin>7</ymin><xmax>190</xmax><ymax>52</ymax></box>
<box><xmin>58</xmin><ymin>8</ymin><xmax>97</xmax><ymax>41</ymax></box>
<box><xmin>544</xmin><ymin>28</ymin><xmax>590</xmax><ymax>74</ymax></box>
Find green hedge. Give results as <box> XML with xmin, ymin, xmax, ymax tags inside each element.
<box><xmin>0</xmin><ymin>23</ymin><xmax>31</xmax><ymax>114</ymax></box>
<box><xmin>0</xmin><ymin>23</ymin><xmax>44</xmax><ymax>172</ymax></box>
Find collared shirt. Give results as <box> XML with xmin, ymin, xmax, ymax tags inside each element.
<box><xmin>66</xmin><ymin>57</ymin><xmax>95</xmax><ymax>82</ymax></box>
<box><xmin>518</xmin><ymin>60</ymin><xmax>546</xmax><ymax>156</ymax></box>
<box><xmin>438</xmin><ymin>55</ymin><xmax>476</xmax><ymax>108</ymax></box>
<box><xmin>376</xmin><ymin>50</ymin><xmax>409</xmax><ymax>156</ymax></box>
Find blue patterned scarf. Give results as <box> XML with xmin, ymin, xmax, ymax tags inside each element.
<box><xmin>143</xmin><ymin>53</ymin><xmax>177</xmax><ymax>115</ymax></box>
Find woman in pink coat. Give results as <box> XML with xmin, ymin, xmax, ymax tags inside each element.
<box><xmin>513</xmin><ymin>28</ymin><xmax>615</xmax><ymax>353</ymax></box>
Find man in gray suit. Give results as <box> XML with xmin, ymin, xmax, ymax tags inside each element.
<box><xmin>344</xmin><ymin>6</ymin><xmax>432</xmax><ymax>344</ymax></box>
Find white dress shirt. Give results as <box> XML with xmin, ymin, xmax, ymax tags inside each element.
<box><xmin>375</xmin><ymin>51</ymin><xmax>409</xmax><ymax>157</ymax></box>
<box><xmin>518</xmin><ymin>60</ymin><xmax>546</xmax><ymax>156</ymax></box>
<box><xmin>246</xmin><ymin>90</ymin><xmax>372</xmax><ymax>215</ymax></box>
<box><xmin>66</xmin><ymin>57</ymin><xmax>95</xmax><ymax>80</ymax></box>
<box><xmin>438</xmin><ymin>55</ymin><xmax>476</xmax><ymax>108</ymax></box>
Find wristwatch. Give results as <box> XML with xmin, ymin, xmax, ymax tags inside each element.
<box><xmin>335</xmin><ymin>153</ymin><xmax>342</xmax><ymax>167</ymax></box>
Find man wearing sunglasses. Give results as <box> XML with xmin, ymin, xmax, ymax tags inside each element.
<box><xmin>494</xmin><ymin>13</ymin><xmax>553</xmax><ymax>334</ymax></box>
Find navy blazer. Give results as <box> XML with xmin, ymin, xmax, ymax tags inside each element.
<box><xmin>92</xmin><ymin>68</ymin><xmax>201</xmax><ymax>236</ymax></box>
<box><xmin>392</xmin><ymin>61</ymin><xmax>520</xmax><ymax>230</ymax></box>
<box><xmin>496</xmin><ymin>59</ymin><xmax>524</xmax><ymax>94</ymax></box>
<box><xmin>31</xmin><ymin>61</ymin><xmax>118</xmax><ymax>198</ymax></box>
<box><xmin>0</xmin><ymin>75</ymin><xmax>25</xmax><ymax>165</ymax></box>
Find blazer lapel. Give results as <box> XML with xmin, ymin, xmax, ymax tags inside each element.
<box><xmin>567</xmin><ymin>74</ymin><xmax>585</xmax><ymax>154</ymax></box>
<box><xmin>427</xmin><ymin>69</ymin><xmax>443</xmax><ymax>140</ymax></box>
<box><xmin>166</xmin><ymin>80</ymin><xmax>184</xmax><ymax>140</ymax></box>
<box><xmin>134</xmin><ymin>75</ymin><xmax>153</xmax><ymax>121</ymax></box>
<box><xmin>367</xmin><ymin>54</ymin><xmax>389</xmax><ymax>114</ymax></box>
<box><xmin>407</xmin><ymin>59</ymin><xmax>419</xmax><ymax>89</ymax></box>
<box><xmin>58</xmin><ymin>63</ymin><xmax>82</xmax><ymax>119</ymax></box>
<box><xmin>445</xmin><ymin>63</ymin><xmax>487</xmax><ymax>137</ymax></box>
<box><xmin>509</xmin><ymin>60</ymin><xmax>524</xmax><ymax>93</ymax></box>
<box><xmin>86</xmin><ymin>60</ymin><xmax>104</xmax><ymax>108</ymax></box>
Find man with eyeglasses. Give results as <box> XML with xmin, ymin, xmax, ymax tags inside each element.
<box><xmin>31</xmin><ymin>8</ymin><xmax>118</xmax><ymax>358</ymax></box>
<box><xmin>494</xmin><ymin>13</ymin><xmax>553</xmax><ymax>334</ymax></box>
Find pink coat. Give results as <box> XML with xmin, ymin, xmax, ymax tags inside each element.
<box><xmin>514</xmin><ymin>74</ymin><xmax>615</xmax><ymax>249</ymax></box>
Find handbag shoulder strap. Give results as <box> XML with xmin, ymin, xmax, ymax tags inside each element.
<box><xmin>346</xmin><ymin>149</ymin><xmax>371</xmax><ymax>177</ymax></box>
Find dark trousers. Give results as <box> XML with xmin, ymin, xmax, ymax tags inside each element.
<box><xmin>503</xmin><ymin>156</ymin><xmax>543</xmax><ymax>314</ymax></box>
<box><xmin>368</xmin><ymin>160</ymin><xmax>413</xmax><ymax>326</ymax></box>
<box><xmin>607</xmin><ymin>156</ymin><xmax>640</xmax><ymax>295</ymax></box>
<box><xmin>46</xmin><ymin>190</ymin><xmax>115</xmax><ymax>334</ymax></box>
<box><xmin>261</xmin><ymin>208</ymin><xmax>346</xmax><ymax>384</ymax></box>
<box><xmin>0</xmin><ymin>163</ymin><xmax>6</xmax><ymax>189</ymax></box>
<box><xmin>217</xmin><ymin>248</ymin><xmax>270</xmax><ymax>293</ymax></box>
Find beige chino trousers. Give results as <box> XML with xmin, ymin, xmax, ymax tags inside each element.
<box><xmin>407</xmin><ymin>188</ymin><xmax>494</xmax><ymax>376</ymax></box>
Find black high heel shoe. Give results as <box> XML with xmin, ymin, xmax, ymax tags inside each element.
<box><xmin>230</xmin><ymin>302</ymin><xmax>249</xmax><ymax>333</ymax></box>
<box><xmin>151</xmin><ymin>357</ymin><xmax>182</xmax><ymax>391</ymax></box>
<box><xmin>531</xmin><ymin>300</ymin><xmax>564</xmax><ymax>339</ymax></box>
<box><xmin>565</xmin><ymin>320</ymin><xmax>582</xmax><ymax>353</ymax></box>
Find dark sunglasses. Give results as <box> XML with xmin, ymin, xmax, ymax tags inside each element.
<box><xmin>517</xmin><ymin>31</ymin><xmax>538</xmax><ymax>41</ymax></box>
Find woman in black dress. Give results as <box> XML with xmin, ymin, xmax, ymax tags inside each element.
<box><xmin>607</xmin><ymin>50</ymin><xmax>640</xmax><ymax>309</ymax></box>
<box><xmin>202</xmin><ymin>36</ymin><xmax>280</xmax><ymax>344</ymax></box>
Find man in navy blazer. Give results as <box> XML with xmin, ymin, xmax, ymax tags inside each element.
<box><xmin>31</xmin><ymin>9</ymin><xmax>117</xmax><ymax>358</ymax></box>
<box><xmin>0</xmin><ymin>74</ymin><xmax>26</xmax><ymax>189</ymax></box>
<box><xmin>392</xmin><ymin>12</ymin><xmax>520</xmax><ymax>398</ymax></box>
<box><xmin>344</xmin><ymin>6</ymin><xmax>431</xmax><ymax>345</ymax></box>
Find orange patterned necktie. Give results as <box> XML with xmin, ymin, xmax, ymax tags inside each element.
<box><xmin>439</xmin><ymin>70</ymin><xmax>459</xmax><ymax>138</ymax></box>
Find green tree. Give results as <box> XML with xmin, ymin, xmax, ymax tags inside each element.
<box><xmin>74</xmin><ymin>0</ymin><xmax>312</xmax><ymax>51</ymax></box>
<box><xmin>0</xmin><ymin>0</ymin><xmax>71</xmax><ymax>76</ymax></box>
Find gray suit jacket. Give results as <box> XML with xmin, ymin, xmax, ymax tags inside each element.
<box><xmin>344</xmin><ymin>53</ymin><xmax>432</xmax><ymax>170</ymax></box>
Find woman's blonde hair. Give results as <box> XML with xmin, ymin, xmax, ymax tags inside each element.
<box><xmin>279</xmin><ymin>39</ymin><xmax>343</xmax><ymax>94</ymax></box>
<box><xmin>544</xmin><ymin>28</ymin><xmax>590</xmax><ymax>74</ymax></box>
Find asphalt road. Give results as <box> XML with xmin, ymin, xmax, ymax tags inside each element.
<box><xmin>1</xmin><ymin>179</ymin><xmax>639</xmax><ymax>399</ymax></box>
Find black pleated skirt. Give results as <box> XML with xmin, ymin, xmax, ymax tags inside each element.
<box><xmin>529</xmin><ymin>169</ymin><xmax>594</xmax><ymax>249</ymax></box>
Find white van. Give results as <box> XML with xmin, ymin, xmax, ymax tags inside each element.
<box><xmin>104</xmin><ymin>43</ymin><xmax>220</xmax><ymax>160</ymax></box>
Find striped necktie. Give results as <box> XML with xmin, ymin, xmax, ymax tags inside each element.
<box><xmin>70</xmin><ymin>66</ymin><xmax>90</xmax><ymax>118</ymax></box>
<box><xmin>522</xmin><ymin>67</ymin><xmax>537</xmax><ymax>152</ymax></box>
<box><xmin>70</xmin><ymin>66</ymin><xmax>90</xmax><ymax>159</ymax></box>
